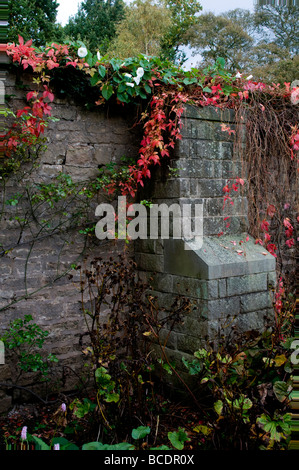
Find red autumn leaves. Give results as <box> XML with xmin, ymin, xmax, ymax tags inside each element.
<box><xmin>5</xmin><ymin>86</ymin><xmax>54</xmax><ymax>156</ymax></box>
<box><xmin>106</xmin><ymin>91</ymin><xmax>188</xmax><ymax>198</ymax></box>
<box><xmin>255</xmin><ymin>204</ymin><xmax>296</xmax><ymax>257</ymax></box>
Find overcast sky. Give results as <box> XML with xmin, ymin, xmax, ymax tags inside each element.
<box><xmin>56</xmin><ymin>0</ymin><xmax>255</xmax><ymax>26</ymax></box>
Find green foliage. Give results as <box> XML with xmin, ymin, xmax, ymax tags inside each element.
<box><xmin>167</xmin><ymin>428</ymin><xmax>189</xmax><ymax>450</ymax></box>
<box><xmin>257</xmin><ymin>412</ymin><xmax>292</xmax><ymax>447</ymax></box>
<box><xmin>131</xmin><ymin>425</ymin><xmax>151</xmax><ymax>440</ymax></box>
<box><xmin>107</xmin><ymin>0</ymin><xmax>172</xmax><ymax>59</ymax></box>
<box><xmin>160</xmin><ymin>0</ymin><xmax>203</xmax><ymax>63</ymax></box>
<box><xmin>182</xmin><ymin>327</ymin><xmax>293</xmax><ymax>450</ymax></box>
<box><xmin>6</xmin><ymin>424</ymin><xmax>190</xmax><ymax>450</ymax></box>
<box><xmin>184</xmin><ymin>6</ymin><xmax>299</xmax><ymax>82</ymax></box>
<box><xmin>95</xmin><ymin>366</ymin><xmax>120</xmax><ymax>403</ymax></box>
<box><xmin>254</xmin><ymin>4</ymin><xmax>298</xmax><ymax>55</ymax></box>
<box><xmin>8</xmin><ymin>0</ymin><xmax>64</xmax><ymax>45</ymax></box>
<box><xmin>82</xmin><ymin>441</ymin><xmax>134</xmax><ymax>450</ymax></box>
<box><xmin>0</xmin><ymin>314</ymin><xmax>58</xmax><ymax>381</ymax></box>
<box><xmin>185</xmin><ymin>11</ymin><xmax>254</xmax><ymax>73</ymax></box>
<box><xmin>69</xmin><ymin>398</ymin><xmax>96</xmax><ymax>419</ymax></box>
<box><xmin>64</xmin><ymin>0</ymin><xmax>126</xmax><ymax>54</ymax></box>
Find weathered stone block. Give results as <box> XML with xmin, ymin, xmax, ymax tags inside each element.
<box><xmin>183</xmin><ymin>105</ymin><xmax>235</xmax><ymax>123</ymax></box>
<box><xmin>171</xmin><ymin>276</ymin><xmax>218</xmax><ymax>300</ymax></box>
<box><xmin>240</xmin><ymin>291</ymin><xmax>273</xmax><ymax>313</ymax></box>
<box><xmin>164</xmin><ymin>236</ymin><xmax>276</xmax><ymax>280</ymax></box>
<box><xmin>134</xmin><ymin>253</ymin><xmax>164</xmax><ymax>273</ymax></box>
<box><xmin>227</xmin><ymin>273</ymin><xmax>268</xmax><ymax>297</ymax></box>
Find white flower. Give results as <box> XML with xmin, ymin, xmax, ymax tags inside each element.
<box><xmin>54</xmin><ymin>443</ymin><xmax>60</xmax><ymax>450</ymax></box>
<box><xmin>235</xmin><ymin>72</ymin><xmax>242</xmax><ymax>78</ymax></box>
<box><xmin>246</xmin><ymin>75</ymin><xmax>253</xmax><ymax>80</ymax></box>
<box><xmin>133</xmin><ymin>76</ymin><xmax>141</xmax><ymax>85</ymax></box>
<box><xmin>136</xmin><ymin>67</ymin><xmax>144</xmax><ymax>78</ymax></box>
<box><xmin>124</xmin><ymin>73</ymin><xmax>132</xmax><ymax>78</ymax></box>
<box><xmin>126</xmin><ymin>82</ymin><xmax>135</xmax><ymax>88</ymax></box>
<box><xmin>97</xmin><ymin>51</ymin><xmax>101</xmax><ymax>61</ymax></box>
<box><xmin>78</xmin><ymin>46</ymin><xmax>88</xmax><ymax>58</ymax></box>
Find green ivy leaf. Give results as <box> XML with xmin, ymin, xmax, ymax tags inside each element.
<box><xmin>102</xmin><ymin>84</ymin><xmax>113</xmax><ymax>100</ymax></box>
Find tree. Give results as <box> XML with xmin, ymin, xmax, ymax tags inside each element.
<box><xmin>160</xmin><ymin>0</ymin><xmax>202</xmax><ymax>63</ymax></box>
<box><xmin>184</xmin><ymin>5</ymin><xmax>298</xmax><ymax>83</ymax></box>
<box><xmin>8</xmin><ymin>0</ymin><xmax>64</xmax><ymax>46</ymax></box>
<box><xmin>107</xmin><ymin>0</ymin><xmax>171</xmax><ymax>58</ymax></box>
<box><xmin>254</xmin><ymin>4</ymin><xmax>298</xmax><ymax>56</ymax></box>
<box><xmin>184</xmin><ymin>11</ymin><xmax>254</xmax><ymax>72</ymax></box>
<box><xmin>64</xmin><ymin>0</ymin><xmax>126</xmax><ymax>54</ymax></box>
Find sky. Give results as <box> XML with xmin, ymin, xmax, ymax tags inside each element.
<box><xmin>56</xmin><ymin>0</ymin><xmax>255</xmax><ymax>26</ymax></box>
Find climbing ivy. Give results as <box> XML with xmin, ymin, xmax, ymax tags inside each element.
<box><xmin>2</xmin><ymin>37</ymin><xmax>299</xmax><ymax>291</ymax></box>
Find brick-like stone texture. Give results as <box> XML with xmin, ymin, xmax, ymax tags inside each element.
<box><xmin>0</xmin><ymin>70</ymin><xmax>140</xmax><ymax>409</ymax></box>
<box><xmin>135</xmin><ymin>103</ymin><xmax>276</xmax><ymax>376</ymax></box>
<box><xmin>0</xmin><ymin>73</ymin><xmax>277</xmax><ymax>408</ymax></box>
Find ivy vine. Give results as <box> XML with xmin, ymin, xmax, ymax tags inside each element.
<box><xmin>1</xmin><ymin>36</ymin><xmax>298</xmax><ymax>311</ymax></box>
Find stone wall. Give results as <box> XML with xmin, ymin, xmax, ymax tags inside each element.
<box><xmin>135</xmin><ymin>105</ymin><xmax>276</xmax><ymax>385</ymax></box>
<box><xmin>0</xmin><ymin>68</ymin><xmax>277</xmax><ymax>410</ymax></box>
<box><xmin>0</xmin><ymin>68</ymin><xmax>140</xmax><ymax>411</ymax></box>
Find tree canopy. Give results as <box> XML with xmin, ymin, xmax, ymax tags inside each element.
<box><xmin>107</xmin><ymin>0</ymin><xmax>172</xmax><ymax>58</ymax></box>
<box><xmin>8</xmin><ymin>0</ymin><xmax>64</xmax><ymax>45</ymax></box>
<box><xmin>184</xmin><ymin>4</ymin><xmax>299</xmax><ymax>83</ymax></box>
<box><xmin>185</xmin><ymin>11</ymin><xmax>254</xmax><ymax>72</ymax></box>
<box><xmin>160</xmin><ymin>0</ymin><xmax>202</xmax><ymax>62</ymax></box>
<box><xmin>64</xmin><ymin>0</ymin><xmax>126</xmax><ymax>54</ymax></box>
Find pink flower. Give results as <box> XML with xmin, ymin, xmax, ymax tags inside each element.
<box><xmin>61</xmin><ymin>403</ymin><xmax>66</xmax><ymax>412</ymax></box>
<box><xmin>21</xmin><ymin>426</ymin><xmax>27</xmax><ymax>440</ymax></box>
<box><xmin>291</xmin><ymin>87</ymin><xmax>299</xmax><ymax>105</ymax></box>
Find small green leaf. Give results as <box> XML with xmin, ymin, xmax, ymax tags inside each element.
<box><xmin>273</xmin><ymin>381</ymin><xmax>289</xmax><ymax>402</ymax></box>
<box><xmin>84</xmin><ymin>442</ymin><xmax>134</xmax><ymax>450</ymax></box>
<box><xmin>216</xmin><ymin>57</ymin><xmax>226</xmax><ymax>68</ymax></box>
<box><xmin>90</xmin><ymin>73</ymin><xmax>101</xmax><ymax>87</ymax></box>
<box><xmin>168</xmin><ymin>428</ymin><xmax>188</xmax><ymax>450</ymax></box>
<box><xmin>183</xmin><ymin>77</ymin><xmax>197</xmax><ymax>85</ymax></box>
<box><xmin>102</xmin><ymin>84</ymin><xmax>113</xmax><ymax>100</ymax></box>
<box><xmin>150</xmin><ymin>445</ymin><xmax>172</xmax><ymax>450</ymax></box>
<box><xmin>132</xmin><ymin>426</ymin><xmax>151</xmax><ymax>440</ymax></box>
<box><xmin>105</xmin><ymin>392</ymin><xmax>120</xmax><ymax>403</ymax></box>
<box><xmin>82</xmin><ymin>441</ymin><xmax>105</xmax><ymax>450</ymax></box>
<box><xmin>214</xmin><ymin>400</ymin><xmax>223</xmax><ymax>416</ymax></box>
<box><xmin>193</xmin><ymin>424</ymin><xmax>212</xmax><ymax>436</ymax></box>
<box><xmin>98</xmin><ymin>64</ymin><xmax>106</xmax><ymax>78</ymax></box>
<box><xmin>144</xmin><ymin>82</ymin><xmax>152</xmax><ymax>94</ymax></box>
